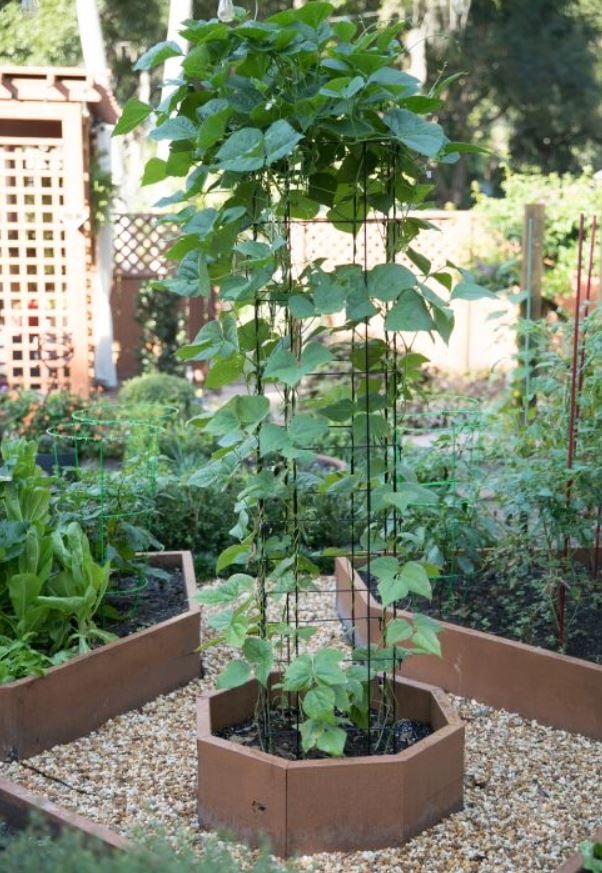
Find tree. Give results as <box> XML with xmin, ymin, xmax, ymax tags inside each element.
<box><xmin>423</xmin><ymin>0</ymin><xmax>602</xmax><ymax>204</ymax></box>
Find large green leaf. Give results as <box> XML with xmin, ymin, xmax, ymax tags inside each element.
<box><xmin>383</xmin><ymin>109</ymin><xmax>446</xmax><ymax>158</ymax></box>
<box><xmin>385</xmin><ymin>290</ymin><xmax>435</xmax><ymax>332</ymax></box>
<box><xmin>264</xmin><ymin>119</ymin><xmax>303</xmax><ymax>165</ymax></box>
<box><xmin>216</xmin><ymin>128</ymin><xmax>264</xmax><ymax>172</ymax></box>
<box><xmin>133</xmin><ymin>40</ymin><xmax>183</xmax><ymax>72</ymax></box>
<box><xmin>216</xmin><ymin>659</ymin><xmax>252</xmax><ymax>690</ymax></box>
<box><xmin>205</xmin><ymin>353</ymin><xmax>245</xmax><ymax>389</ymax></box>
<box><xmin>313</xmin><ymin>649</ymin><xmax>346</xmax><ymax>686</ymax></box>
<box><xmin>216</xmin><ymin>541</ymin><xmax>251</xmax><ymax>573</ymax></box>
<box><xmin>113</xmin><ymin>98</ymin><xmax>152</xmax><ymax>136</ymax></box>
<box><xmin>149</xmin><ymin>116</ymin><xmax>197</xmax><ymax>143</ymax></box>
<box><xmin>289</xmin><ymin>414</ymin><xmax>328</xmax><ymax>448</ymax></box>
<box><xmin>243</xmin><ymin>637</ymin><xmax>273</xmax><ymax>687</ymax></box>
<box><xmin>159</xmin><ymin>251</ymin><xmax>210</xmax><ymax>298</ymax></box>
<box><xmin>302</xmin><ymin>685</ymin><xmax>336</xmax><ymax>721</ymax></box>
<box><xmin>451</xmin><ymin>281</ymin><xmax>498</xmax><ymax>301</ymax></box>
<box><xmin>367</xmin><ymin>264</ymin><xmax>415</xmax><ymax>302</ymax></box>
<box><xmin>283</xmin><ymin>653</ymin><xmax>313</xmax><ymax>691</ymax></box>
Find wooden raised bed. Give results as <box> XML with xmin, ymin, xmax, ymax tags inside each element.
<box><xmin>197</xmin><ymin>673</ymin><xmax>464</xmax><ymax>857</ymax></box>
<box><xmin>0</xmin><ymin>551</ymin><xmax>200</xmax><ymax>760</ymax></box>
<box><xmin>0</xmin><ymin>775</ymin><xmax>128</xmax><ymax>851</ymax></box>
<box><xmin>335</xmin><ymin>557</ymin><xmax>602</xmax><ymax>740</ymax></box>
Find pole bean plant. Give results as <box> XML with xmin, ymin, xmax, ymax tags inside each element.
<box><xmin>118</xmin><ymin>2</ymin><xmax>488</xmax><ymax>757</ymax></box>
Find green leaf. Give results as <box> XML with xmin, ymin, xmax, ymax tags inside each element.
<box><xmin>313</xmin><ymin>649</ymin><xmax>346</xmax><ymax>686</ymax></box>
<box><xmin>134</xmin><ymin>40</ymin><xmax>183</xmax><ymax>71</ymax></box>
<box><xmin>378</xmin><ymin>574</ymin><xmax>409</xmax><ymax>608</ymax></box>
<box><xmin>386</xmin><ymin>618</ymin><xmax>414</xmax><ymax>645</ymax></box>
<box><xmin>216</xmin><ymin>128</ymin><xmax>264</xmax><ymax>172</ymax></box>
<box><xmin>216</xmin><ymin>659</ymin><xmax>252</xmax><ymax>690</ymax></box>
<box><xmin>411</xmin><ymin>614</ymin><xmax>442</xmax><ymax>656</ymax></box>
<box><xmin>382</xmin><ymin>483</ymin><xmax>437</xmax><ymax>511</ymax></box>
<box><xmin>216</xmin><ymin>541</ymin><xmax>251</xmax><ymax>573</ymax></box>
<box><xmin>243</xmin><ymin>637</ymin><xmax>273</xmax><ymax>687</ymax></box>
<box><xmin>289</xmin><ymin>414</ymin><xmax>328</xmax><ymax>448</ymax></box>
<box><xmin>289</xmin><ymin>295</ymin><xmax>315</xmax><ymax>319</ymax></box>
<box><xmin>205</xmin><ymin>353</ymin><xmax>245</xmax><ymax>389</ymax></box>
<box><xmin>141</xmin><ymin>157</ymin><xmax>167</xmax><ymax>186</ymax></box>
<box><xmin>149</xmin><ymin>116</ymin><xmax>197</xmax><ymax>143</ymax></box>
<box><xmin>316</xmin><ymin>724</ymin><xmax>347</xmax><ymax>757</ymax></box>
<box><xmin>313</xmin><ymin>275</ymin><xmax>346</xmax><ymax>314</ymax></box>
<box><xmin>383</xmin><ymin>109</ymin><xmax>446</xmax><ymax>158</ymax></box>
<box><xmin>451</xmin><ymin>281</ymin><xmax>498</xmax><ymax>301</ymax></box>
<box><xmin>264</xmin><ymin>119</ymin><xmax>303</xmax><ymax>165</ymax></box>
<box><xmin>385</xmin><ymin>290</ymin><xmax>435</xmax><ymax>332</ymax></box>
<box><xmin>264</xmin><ymin>342</ymin><xmax>331</xmax><ymax>387</ymax></box>
<box><xmin>283</xmin><ymin>654</ymin><xmax>313</xmax><ymax>691</ymax></box>
<box><xmin>113</xmin><ymin>98</ymin><xmax>152</xmax><ymax>136</ymax></box>
<box><xmin>367</xmin><ymin>264</ymin><xmax>415</xmax><ymax>302</ymax></box>
<box><xmin>401</xmin><ymin>562</ymin><xmax>432</xmax><ymax>599</ymax></box>
<box><xmin>302</xmin><ymin>685</ymin><xmax>336</xmax><ymax>721</ymax></box>
<box><xmin>196</xmin><ymin>574</ymin><xmax>254</xmax><ymax>606</ymax></box>
<box><xmin>197</xmin><ymin>108</ymin><xmax>231</xmax><ymax>150</ymax></box>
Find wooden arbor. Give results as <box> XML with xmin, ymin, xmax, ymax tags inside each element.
<box><xmin>0</xmin><ymin>67</ymin><xmax>118</xmax><ymax>395</ymax></box>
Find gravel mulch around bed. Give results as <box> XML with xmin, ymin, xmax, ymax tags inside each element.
<box><xmin>0</xmin><ymin>576</ymin><xmax>599</xmax><ymax>873</ymax></box>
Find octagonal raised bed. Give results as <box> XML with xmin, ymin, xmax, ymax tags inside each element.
<box><xmin>0</xmin><ymin>550</ymin><xmax>201</xmax><ymax>760</ymax></box>
<box><xmin>197</xmin><ymin>673</ymin><xmax>464</xmax><ymax>857</ymax></box>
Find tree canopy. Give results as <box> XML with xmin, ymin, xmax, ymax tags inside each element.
<box><xmin>1</xmin><ymin>0</ymin><xmax>601</xmax><ymax>204</ymax></box>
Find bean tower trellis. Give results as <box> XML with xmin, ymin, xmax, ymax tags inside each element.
<box><xmin>123</xmin><ymin>0</ymin><xmax>483</xmax><ymax>776</ymax></box>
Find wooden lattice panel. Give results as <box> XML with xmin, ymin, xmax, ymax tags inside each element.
<box><xmin>113</xmin><ymin>213</ymin><xmax>177</xmax><ymax>279</ymax></box>
<box><xmin>0</xmin><ymin>137</ymin><xmax>74</xmax><ymax>392</ymax></box>
<box><xmin>291</xmin><ymin>211</ymin><xmax>473</xmax><ymax>277</ymax></box>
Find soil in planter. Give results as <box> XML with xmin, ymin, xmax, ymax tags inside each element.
<box><xmin>102</xmin><ymin>568</ymin><xmax>188</xmax><ymax>639</ymax></box>
<box><xmin>361</xmin><ymin>567</ymin><xmax>602</xmax><ymax>664</ymax></box>
<box><xmin>216</xmin><ymin>708</ymin><xmax>432</xmax><ymax>761</ymax></box>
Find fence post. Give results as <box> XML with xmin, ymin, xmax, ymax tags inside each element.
<box><xmin>520</xmin><ymin>203</ymin><xmax>545</xmax><ymax>321</ymax></box>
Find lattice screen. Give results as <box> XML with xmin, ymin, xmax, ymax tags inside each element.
<box><xmin>0</xmin><ymin>138</ymin><xmax>74</xmax><ymax>392</ymax></box>
<box><xmin>291</xmin><ymin>212</ymin><xmax>473</xmax><ymax>277</ymax></box>
<box><xmin>112</xmin><ymin>212</ymin><xmax>177</xmax><ymax>278</ymax></box>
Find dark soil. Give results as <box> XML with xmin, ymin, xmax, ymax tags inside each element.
<box><xmin>216</xmin><ymin>708</ymin><xmax>432</xmax><ymax>761</ymax></box>
<box><xmin>362</xmin><ymin>566</ymin><xmax>602</xmax><ymax>665</ymax></box>
<box><xmin>102</xmin><ymin>567</ymin><xmax>188</xmax><ymax>638</ymax></box>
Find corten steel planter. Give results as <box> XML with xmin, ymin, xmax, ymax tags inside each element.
<box><xmin>335</xmin><ymin>557</ymin><xmax>602</xmax><ymax>740</ymax></box>
<box><xmin>0</xmin><ymin>550</ymin><xmax>200</xmax><ymax>760</ymax></box>
<box><xmin>197</xmin><ymin>673</ymin><xmax>464</xmax><ymax>857</ymax></box>
<box><xmin>0</xmin><ymin>775</ymin><xmax>129</xmax><ymax>851</ymax></box>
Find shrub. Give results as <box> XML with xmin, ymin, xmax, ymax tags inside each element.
<box><xmin>118</xmin><ymin>374</ymin><xmax>198</xmax><ymax>417</ymax></box>
<box><xmin>0</xmin><ymin>389</ymin><xmax>87</xmax><ymax>448</ymax></box>
<box><xmin>0</xmin><ymin>826</ymin><xmax>289</xmax><ymax>872</ymax></box>
<box><xmin>135</xmin><ymin>281</ymin><xmax>187</xmax><ymax>376</ymax></box>
<box><xmin>471</xmin><ymin>167</ymin><xmax>602</xmax><ymax>301</ymax></box>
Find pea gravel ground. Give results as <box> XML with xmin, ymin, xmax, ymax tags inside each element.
<box><xmin>0</xmin><ymin>576</ymin><xmax>599</xmax><ymax>873</ymax></box>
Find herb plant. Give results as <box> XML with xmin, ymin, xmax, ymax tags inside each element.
<box><xmin>121</xmin><ymin>3</ymin><xmax>489</xmax><ymax>757</ymax></box>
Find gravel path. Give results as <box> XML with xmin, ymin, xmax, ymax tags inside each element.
<box><xmin>0</xmin><ymin>576</ymin><xmax>599</xmax><ymax>873</ymax></box>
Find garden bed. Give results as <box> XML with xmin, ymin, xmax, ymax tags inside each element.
<box><xmin>0</xmin><ymin>776</ymin><xmax>128</xmax><ymax>852</ymax></box>
<box><xmin>197</xmin><ymin>674</ymin><xmax>464</xmax><ymax>856</ymax></box>
<box><xmin>0</xmin><ymin>576</ymin><xmax>598</xmax><ymax>872</ymax></box>
<box><xmin>335</xmin><ymin>558</ymin><xmax>602</xmax><ymax>740</ymax></box>
<box><xmin>0</xmin><ymin>551</ymin><xmax>200</xmax><ymax>760</ymax></box>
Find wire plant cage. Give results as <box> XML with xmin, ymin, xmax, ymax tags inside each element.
<box><xmin>195</xmin><ymin>140</ymin><xmax>463</xmax><ymax>759</ymax></box>
<box><xmin>46</xmin><ymin>403</ymin><xmax>178</xmax><ymax>599</ymax></box>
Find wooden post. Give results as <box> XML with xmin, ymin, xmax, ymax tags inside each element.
<box><xmin>520</xmin><ymin>203</ymin><xmax>545</xmax><ymax>320</ymax></box>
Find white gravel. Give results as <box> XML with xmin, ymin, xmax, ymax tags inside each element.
<box><xmin>0</xmin><ymin>576</ymin><xmax>599</xmax><ymax>873</ymax></box>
